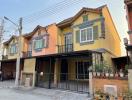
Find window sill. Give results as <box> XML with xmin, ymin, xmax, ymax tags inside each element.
<box><xmin>34</xmin><ymin>48</ymin><xmax>42</xmax><ymax>52</ymax></box>
<box><xmin>80</xmin><ymin>41</ymin><xmax>94</xmax><ymax>46</ymax></box>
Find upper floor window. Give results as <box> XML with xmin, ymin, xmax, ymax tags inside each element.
<box><xmin>10</xmin><ymin>44</ymin><xmax>18</xmax><ymax>54</ymax></box>
<box><xmin>80</xmin><ymin>27</ymin><xmax>93</xmax><ymax>43</ymax></box>
<box><xmin>34</xmin><ymin>39</ymin><xmax>43</xmax><ymax>50</ymax></box>
<box><xmin>82</xmin><ymin>15</ymin><xmax>88</xmax><ymax>22</ymax></box>
<box><xmin>34</xmin><ymin>38</ymin><xmax>47</xmax><ymax>51</ymax></box>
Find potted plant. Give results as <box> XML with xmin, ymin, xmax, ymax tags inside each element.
<box><xmin>105</xmin><ymin>68</ymin><xmax>109</xmax><ymax>77</ymax></box>
<box><xmin>119</xmin><ymin>69</ymin><xmax>124</xmax><ymax>77</ymax></box>
<box><xmin>95</xmin><ymin>64</ymin><xmax>101</xmax><ymax>77</ymax></box>
<box><xmin>92</xmin><ymin>66</ymin><xmax>97</xmax><ymax>77</ymax></box>
<box><xmin>109</xmin><ymin>68</ymin><xmax>114</xmax><ymax>77</ymax></box>
<box><xmin>104</xmin><ymin>66</ymin><xmax>109</xmax><ymax>78</ymax></box>
<box><xmin>124</xmin><ymin>65</ymin><xmax>129</xmax><ymax>77</ymax></box>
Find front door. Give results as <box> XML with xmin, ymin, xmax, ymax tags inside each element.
<box><xmin>65</xmin><ymin>33</ymin><xmax>73</xmax><ymax>52</ymax></box>
<box><xmin>61</xmin><ymin>59</ymin><xmax>68</xmax><ymax>81</ymax></box>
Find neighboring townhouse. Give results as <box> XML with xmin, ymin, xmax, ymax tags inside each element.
<box><xmin>1</xmin><ymin>35</ymin><xmax>24</xmax><ymax>80</ymax></box>
<box><xmin>124</xmin><ymin>0</ymin><xmax>132</xmax><ymax>64</ymax></box>
<box><xmin>23</xmin><ymin>24</ymin><xmax>58</xmax><ymax>57</ymax></box>
<box><xmin>20</xmin><ymin>24</ymin><xmax>58</xmax><ymax>87</ymax></box>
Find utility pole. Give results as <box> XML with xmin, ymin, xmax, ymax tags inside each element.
<box><xmin>15</xmin><ymin>18</ymin><xmax>23</xmax><ymax>87</ymax></box>
<box><xmin>0</xmin><ymin>19</ymin><xmax>4</xmax><ymax>43</ymax></box>
<box><xmin>0</xmin><ymin>19</ymin><xmax>4</xmax><ymax>71</ymax></box>
<box><xmin>4</xmin><ymin>17</ymin><xmax>23</xmax><ymax>87</ymax></box>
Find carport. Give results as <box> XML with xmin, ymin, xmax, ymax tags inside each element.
<box><xmin>0</xmin><ymin>59</ymin><xmax>24</xmax><ymax>80</ymax></box>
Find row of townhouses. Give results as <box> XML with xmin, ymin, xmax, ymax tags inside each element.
<box><xmin>0</xmin><ymin>5</ymin><xmax>128</xmax><ymax>99</ymax></box>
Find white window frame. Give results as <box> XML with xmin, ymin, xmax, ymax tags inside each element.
<box><xmin>80</xmin><ymin>27</ymin><xmax>93</xmax><ymax>43</ymax></box>
<box><xmin>10</xmin><ymin>44</ymin><xmax>17</xmax><ymax>54</ymax></box>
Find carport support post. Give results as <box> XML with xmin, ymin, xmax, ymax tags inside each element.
<box><xmin>48</xmin><ymin>58</ymin><xmax>52</xmax><ymax>89</ymax></box>
<box><xmin>89</xmin><ymin>71</ymin><xmax>93</xmax><ymax>97</ymax></box>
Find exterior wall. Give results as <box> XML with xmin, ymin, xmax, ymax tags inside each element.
<box><xmin>93</xmin><ymin>78</ymin><xmax>128</xmax><ymax>98</ymax></box>
<box><xmin>58</xmin><ymin>27</ymin><xmax>72</xmax><ymax>46</ymax></box>
<box><xmin>23</xmin><ymin>58</ymin><xmax>36</xmax><ymax>73</ymax></box>
<box><xmin>32</xmin><ymin>24</ymin><xmax>58</xmax><ymax>56</ymax></box>
<box><xmin>21</xmin><ymin>58</ymin><xmax>36</xmax><ymax>87</ymax></box>
<box><xmin>102</xmin><ymin>51</ymin><xmax>114</xmax><ymax>66</ymax></box>
<box><xmin>101</xmin><ymin>6</ymin><xmax>121</xmax><ymax>57</ymax></box>
<box><xmin>126</xmin><ymin>3</ymin><xmax>132</xmax><ymax>44</ymax></box>
<box><xmin>127</xmin><ymin>5</ymin><xmax>132</xmax><ymax>30</ymax></box>
<box><xmin>7</xmin><ymin>37</ymin><xmax>18</xmax><ymax>59</ymax></box>
<box><xmin>3</xmin><ymin>36</ymin><xmax>25</xmax><ymax>59</ymax></box>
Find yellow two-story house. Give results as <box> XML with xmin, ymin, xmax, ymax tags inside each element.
<box><xmin>57</xmin><ymin>5</ymin><xmax>121</xmax><ymax>67</ymax></box>
<box><xmin>1</xmin><ymin>35</ymin><xmax>25</xmax><ymax>80</ymax></box>
<box><xmin>52</xmin><ymin>5</ymin><xmax>121</xmax><ymax>92</ymax></box>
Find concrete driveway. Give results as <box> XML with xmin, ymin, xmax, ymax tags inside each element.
<box><xmin>0</xmin><ymin>81</ymin><xmax>91</xmax><ymax>100</ymax></box>
<box><xmin>0</xmin><ymin>88</ymin><xmax>90</xmax><ymax>100</ymax></box>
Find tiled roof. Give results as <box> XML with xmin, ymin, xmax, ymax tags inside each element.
<box><xmin>57</xmin><ymin>5</ymin><xmax>106</xmax><ymax>27</ymax></box>
<box><xmin>125</xmin><ymin>0</ymin><xmax>132</xmax><ymax>4</ymax></box>
<box><xmin>23</xmin><ymin>25</ymin><xmax>45</xmax><ymax>38</ymax></box>
<box><xmin>3</xmin><ymin>35</ymin><xmax>18</xmax><ymax>45</ymax></box>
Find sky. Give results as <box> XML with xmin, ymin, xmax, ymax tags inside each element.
<box><xmin>0</xmin><ymin>0</ymin><xmax>128</xmax><ymax>56</ymax></box>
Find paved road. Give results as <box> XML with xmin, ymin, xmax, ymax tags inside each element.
<box><xmin>0</xmin><ymin>88</ymin><xmax>90</xmax><ymax>100</ymax></box>
<box><xmin>0</xmin><ymin>81</ymin><xmax>90</xmax><ymax>100</ymax></box>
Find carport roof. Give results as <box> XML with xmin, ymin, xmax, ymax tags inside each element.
<box><xmin>23</xmin><ymin>50</ymin><xmax>102</xmax><ymax>59</ymax></box>
<box><xmin>0</xmin><ymin>58</ymin><xmax>17</xmax><ymax>62</ymax></box>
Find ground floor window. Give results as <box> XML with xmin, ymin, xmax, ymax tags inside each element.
<box><xmin>76</xmin><ymin>62</ymin><xmax>89</xmax><ymax>79</ymax></box>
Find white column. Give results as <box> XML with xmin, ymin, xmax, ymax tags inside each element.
<box><xmin>89</xmin><ymin>71</ymin><xmax>93</xmax><ymax>98</ymax></box>
<box><xmin>128</xmin><ymin>69</ymin><xmax>132</xmax><ymax>91</ymax></box>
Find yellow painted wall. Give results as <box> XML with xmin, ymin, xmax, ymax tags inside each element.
<box><xmin>23</xmin><ymin>58</ymin><xmax>36</xmax><ymax>73</ymax></box>
<box><xmin>101</xmin><ymin>6</ymin><xmax>121</xmax><ymax>57</ymax></box>
<box><xmin>67</xmin><ymin>58</ymin><xmax>90</xmax><ymax>80</ymax></box>
<box><xmin>4</xmin><ymin>36</ymin><xmax>25</xmax><ymax>59</ymax></box>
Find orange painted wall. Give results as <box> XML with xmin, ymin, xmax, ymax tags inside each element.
<box><xmin>32</xmin><ymin>24</ymin><xmax>57</xmax><ymax>56</ymax></box>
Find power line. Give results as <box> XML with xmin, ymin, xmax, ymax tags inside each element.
<box><xmin>5</xmin><ymin>0</ymin><xmax>88</xmax><ymax>34</ymax></box>
<box><xmin>23</xmin><ymin>0</ymin><xmax>87</xmax><ymax>24</ymax></box>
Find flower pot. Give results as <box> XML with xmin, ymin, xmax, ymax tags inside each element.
<box><xmin>105</xmin><ymin>73</ymin><xmax>109</xmax><ymax>77</ymax></box>
<box><xmin>120</xmin><ymin>73</ymin><xmax>124</xmax><ymax>77</ymax></box>
<box><xmin>110</xmin><ymin>73</ymin><xmax>114</xmax><ymax>77</ymax></box>
<box><xmin>93</xmin><ymin>72</ymin><xmax>96</xmax><ymax>77</ymax></box>
<box><xmin>97</xmin><ymin>72</ymin><xmax>100</xmax><ymax>77</ymax></box>
<box><xmin>115</xmin><ymin>73</ymin><xmax>119</xmax><ymax>78</ymax></box>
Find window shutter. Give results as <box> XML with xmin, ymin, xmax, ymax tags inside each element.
<box><xmin>42</xmin><ymin>39</ymin><xmax>44</xmax><ymax>48</ymax></box>
<box><xmin>83</xmin><ymin>15</ymin><xmax>88</xmax><ymax>22</ymax></box>
<box><xmin>46</xmin><ymin>36</ymin><xmax>49</xmax><ymax>48</ymax></box>
<box><xmin>16</xmin><ymin>44</ymin><xmax>18</xmax><ymax>53</ymax></box>
<box><xmin>76</xmin><ymin>30</ymin><xmax>80</xmax><ymax>43</ymax></box>
<box><xmin>93</xmin><ymin>25</ymin><xmax>98</xmax><ymax>40</ymax></box>
<box><xmin>34</xmin><ymin>41</ymin><xmax>36</xmax><ymax>49</ymax></box>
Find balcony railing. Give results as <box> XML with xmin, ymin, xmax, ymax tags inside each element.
<box><xmin>22</xmin><ymin>51</ymin><xmax>32</xmax><ymax>58</ymax></box>
<box><xmin>27</xmin><ymin>51</ymin><xmax>32</xmax><ymax>57</ymax></box>
<box><xmin>58</xmin><ymin>44</ymin><xmax>73</xmax><ymax>53</ymax></box>
<box><xmin>2</xmin><ymin>55</ymin><xmax>8</xmax><ymax>60</ymax></box>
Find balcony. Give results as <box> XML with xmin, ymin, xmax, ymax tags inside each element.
<box><xmin>2</xmin><ymin>55</ymin><xmax>8</xmax><ymax>60</ymax></box>
<box><xmin>22</xmin><ymin>51</ymin><xmax>32</xmax><ymax>58</ymax></box>
<box><xmin>58</xmin><ymin>44</ymin><xmax>73</xmax><ymax>53</ymax></box>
